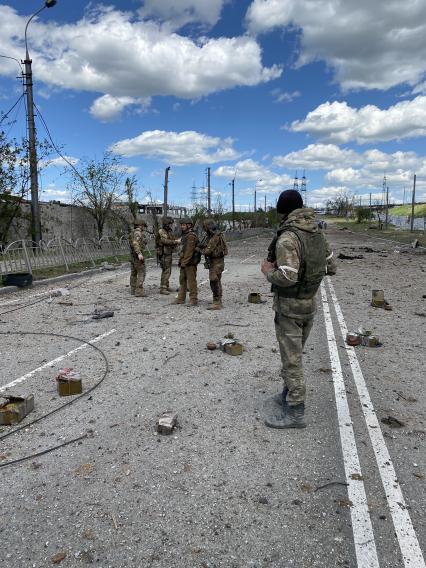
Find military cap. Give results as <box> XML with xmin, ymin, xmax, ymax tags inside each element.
<box><xmin>133</xmin><ymin>216</ymin><xmax>147</xmax><ymax>227</ymax></box>
<box><xmin>162</xmin><ymin>216</ymin><xmax>174</xmax><ymax>226</ymax></box>
<box><xmin>179</xmin><ymin>217</ymin><xmax>193</xmax><ymax>225</ymax></box>
<box><xmin>276</xmin><ymin>190</ymin><xmax>303</xmax><ymax>215</ymax></box>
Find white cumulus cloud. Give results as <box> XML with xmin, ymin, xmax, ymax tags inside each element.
<box><xmin>290</xmin><ymin>97</ymin><xmax>426</xmax><ymax>144</ymax></box>
<box><xmin>110</xmin><ymin>130</ymin><xmax>243</xmax><ymax>165</ymax></box>
<box><xmin>273</xmin><ymin>144</ymin><xmax>361</xmax><ymax>169</ymax></box>
<box><xmin>0</xmin><ymin>5</ymin><xmax>281</xmax><ymax>120</ymax></box>
<box><xmin>89</xmin><ymin>95</ymin><xmax>151</xmax><ymax>122</ymax></box>
<box><xmin>214</xmin><ymin>159</ymin><xmax>293</xmax><ymax>192</ymax></box>
<box><xmin>246</xmin><ymin>0</ymin><xmax>426</xmax><ymax>92</ymax></box>
<box><xmin>139</xmin><ymin>0</ymin><xmax>227</xmax><ymax>29</ymax></box>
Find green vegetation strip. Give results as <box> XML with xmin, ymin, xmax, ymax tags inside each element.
<box><xmin>324</xmin><ymin>217</ymin><xmax>426</xmax><ymax>247</ymax></box>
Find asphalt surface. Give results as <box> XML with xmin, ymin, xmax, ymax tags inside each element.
<box><xmin>0</xmin><ymin>228</ymin><xmax>425</xmax><ymax>568</ymax></box>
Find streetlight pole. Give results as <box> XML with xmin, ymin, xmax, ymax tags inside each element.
<box><xmin>23</xmin><ymin>0</ymin><xmax>57</xmax><ymax>244</ymax></box>
<box><xmin>163</xmin><ymin>166</ymin><xmax>170</xmax><ymax>215</ymax></box>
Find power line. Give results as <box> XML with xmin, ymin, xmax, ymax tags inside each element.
<box><xmin>0</xmin><ymin>93</ymin><xmax>26</xmax><ymax>127</ymax></box>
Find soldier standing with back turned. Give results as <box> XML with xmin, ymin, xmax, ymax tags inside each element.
<box><xmin>157</xmin><ymin>216</ymin><xmax>181</xmax><ymax>295</ymax></box>
<box><xmin>261</xmin><ymin>190</ymin><xmax>336</xmax><ymax>429</ymax></box>
<box><xmin>129</xmin><ymin>217</ymin><xmax>148</xmax><ymax>297</ymax></box>
<box><xmin>198</xmin><ymin>219</ymin><xmax>228</xmax><ymax>310</ymax></box>
<box><xmin>174</xmin><ymin>217</ymin><xmax>200</xmax><ymax>306</ymax></box>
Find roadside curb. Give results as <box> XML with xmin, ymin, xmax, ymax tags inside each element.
<box><xmin>0</xmin><ymin>263</ymin><xmax>130</xmax><ymax>296</ymax></box>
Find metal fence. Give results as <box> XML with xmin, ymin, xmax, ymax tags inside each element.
<box><xmin>0</xmin><ymin>237</ymin><xmax>136</xmax><ymax>277</ymax></box>
<box><xmin>0</xmin><ymin>228</ymin><xmax>266</xmax><ymax>278</ymax></box>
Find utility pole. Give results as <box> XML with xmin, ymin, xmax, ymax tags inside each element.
<box><xmin>22</xmin><ymin>1</ymin><xmax>58</xmax><ymax>244</ymax></box>
<box><xmin>254</xmin><ymin>189</ymin><xmax>257</xmax><ymax>227</ymax></box>
<box><xmin>385</xmin><ymin>184</ymin><xmax>389</xmax><ymax>229</ymax></box>
<box><xmin>23</xmin><ymin>52</ymin><xmax>41</xmax><ymax>244</ymax></box>
<box><xmin>207</xmin><ymin>167</ymin><xmax>211</xmax><ymax>213</ymax></box>
<box><xmin>163</xmin><ymin>166</ymin><xmax>170</xmax><ymax>215</ymax></box>
<box><xmin>231</xmin><ymin>178</ymin><xmax>235</xmax><ymax>230</ymax></box>
<box><xmin>410</xmin><ymin>174</ymin><xmax>416</xmax><ymax>232</ymax></box>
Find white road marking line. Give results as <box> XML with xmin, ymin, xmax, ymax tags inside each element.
<box><xmin>0</xmin><ymin>329</ymin><xmax>116</xmax><ymax>393</ymax></box>
<box><xmin>326</xmin><ymin>278</ymin><xmax>426</xmax><ymax>568</ymax></box>
<box><xmin>241</xmin><ymin>254</ymin><xmax>256</xmax><ymax>264</ymax></box>
<box><xmin>320</xmin><ymin>282</ymin><xmax>380</xmax><ymax>568</ymax></box>
<box><xmin>199</xmin><ymin>269</ymin><xmax>228</xmax><ymax>286</ymax></box>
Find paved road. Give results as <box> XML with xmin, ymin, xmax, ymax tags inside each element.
<box><xmin>0</xmin><ymin>229</ymin><xmax>424</xmax><ymax>568</ymax></box>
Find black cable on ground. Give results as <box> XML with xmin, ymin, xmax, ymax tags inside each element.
<box><xmin>0</xmin><ymin>331</ymin><xmax>110</xmax><ymax>468</ymax></box>
<box><xmin>0</xmin><ymin>434</ymin><xmax>87</xmax><ymax>469</ymax></box>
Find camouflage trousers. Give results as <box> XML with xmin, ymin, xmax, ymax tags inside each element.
<box><xmin>274</xmin><ymin>311</ymin><xmax>314</xmax><ymax>405</ymax></box>
<box><xmin>208</xmin><ymin>257</ymin><xmax>224</xmax><ymax>302</ymax></box>
<box><xmin>130</xmin><ymin>260</ymin><xmax>146</xmax><ymax>294</ymax></box>
<box><xmin>177</xmin><ymin>265</ymin><xmax>198</xmax><ymax>302</ymax></box>
<box><xmin>160</xmin><ymin>254</ymin><xmax>173</xmax><ymax>290</ymax></box>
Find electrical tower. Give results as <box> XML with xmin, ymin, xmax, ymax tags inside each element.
<box><xmin>190</xmin><ymin>181</ymin><xmax>198</xmax><ymax>205</ymax></box>
<box><xmin>300</xmin><ymin>170</ymin><xmax>307</xmax><ymax>204</ymax></box>
<box><xmin>293</xmin><ymin>171</ymin><xmax>299</xmax><ymax>191</ymax></box>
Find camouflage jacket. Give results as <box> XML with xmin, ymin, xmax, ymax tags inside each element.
<box><xmin>179</xmin><ymin>229</ymin><xmax>199</xmax><ymax>267</ymax></box>
<box><xmin>158</xmin><ymin>227</ymin><xmax>179</xmax><ymax>255</ymax></box>
<box><xmin>129</xmin><ymin>227</ymin><xmax>147</xmax><ymax>259</ymax></box>
<box><xmin>200</xmin><ymin>232</ymin><xmax>228</xmax><ymax>258</ymax></box>
<box><xmin>266</xmin><ymin>208</ymin><xmax>336</xmax><ymax>319</ymax></box>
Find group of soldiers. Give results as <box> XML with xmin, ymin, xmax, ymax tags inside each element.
<box><xmin>129</xmin><ymin>215</ymin><xmax>228</xmax><ymax>309</ymax></box>
<box><xmin>129</xmin><ymin>189</ymin><xmax>337</xmax><ymax>431</ymax></box>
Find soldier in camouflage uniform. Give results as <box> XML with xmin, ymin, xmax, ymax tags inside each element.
<box><xmin>198</xmin><ymin>219</ymin><xmax>228</xmax><ymax>310</ymax></box>
<box><xmin>261</xmin><ymin>190</ymin><xmax>336</xmax><ymax>429</ymax></box>
<box><xmin>157</xmin><ymin>216</ymin><xmax>181</xmax><ymax>295</ymax></box>
<box><xmin>129</xmin><ymin>217</ymin><xmax>148</xmax><ymax>297</ymax></box>
<box><xmin>174</xmin><ymin>217</ymin><xmax>200</xmax><ymax>306</ymax></box>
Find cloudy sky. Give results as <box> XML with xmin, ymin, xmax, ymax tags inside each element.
<box><xmin>1</xmin><ymin>0</ymin><xmax>425</xmax><ymax>210</ymax></box>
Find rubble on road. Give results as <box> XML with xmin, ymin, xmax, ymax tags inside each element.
<box><xmin>156</xmin><ymin>411</ymin><xmax>178</xmax><ymax>434</ymax></box>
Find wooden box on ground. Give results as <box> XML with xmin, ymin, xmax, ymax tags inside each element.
<box><xmin>0</xmin><ymin>394</ymin><xmax>34</xmax><ymax>425</ymax></box>
<box><xmin>56</xmin><ymin>368</ymin><xmax>82</xmax><ymax>396</ymax></box>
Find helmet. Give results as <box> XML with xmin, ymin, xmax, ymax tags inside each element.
<box><xmin>134</xmin><ymin>216</ymin><xmax>147</xmax><ymax>227</ymax></box>
<box><xmin>162</xmin><ymin>216</ymin><xmax>174</xmax><ymax>226</ymax></box>
<box><xmin>276</xmin><ymin>190</ymin><xmax>303</xmax><ymax>215</ymax></box>
<box><xmin>179</xmin><ymin>217</ymin><xmax>193</xmax><ymax>225</ymax></box>
<box><xmin>203</xmin><ymin>218</ymin><xmax>217</xmax><ymax>232</ymax></box>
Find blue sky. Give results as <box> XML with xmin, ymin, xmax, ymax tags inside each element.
<box><xmin>1</xmin><ymin>0</ymin><xmax>425</xmax><ymax>211</ymax></box>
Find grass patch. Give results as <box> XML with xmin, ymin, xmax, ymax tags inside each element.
<box><xmin>324</xmin><ymin>217</ymin><xmax>426</xmax><ymax>247</ymax></box>
<box><xmin>388</xmin><ymin>204</ymin><xmax>426</xmax><ymax>217</ymax></box>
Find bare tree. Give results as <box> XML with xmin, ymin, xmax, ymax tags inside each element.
<box><xmin>0</xmin><ymin>131</ymin><xmax>52</xmax><ymax>246</ymax></box>
<box><xmin>326</xmin><ymin>190</ymin><xmax>354</xmax><ymax>217</ymax></box>
<box><xmin>67</xmin><ymin>151</ymin><xmax>125</xmax><ymax>239</ymax></box>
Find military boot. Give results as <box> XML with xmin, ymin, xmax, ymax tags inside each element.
<box><xmin>189</xmin><ymin>299</ymin><xmax>198</xmax><ymax>306</ymax></box>
<box><xmin>160</xmin><ymin>288</ymin><xmax>170</xmax><ymax>295</ymax></box>
<box><xmin>264</xmin><ymin>403</ymin><xmax>306</xmax><ymax>429</ymax></box>
<box><xmin>135</xmin><ymin>289</ymin><xmax>146</xmax><ymax>297</ymax></box>
<box><xmin>207</xmin><ymin>300</ymin><xmax>222</xmax><ymax>310</ymax></box>
<box><xmin>130</xmin><ymin>288</ymin><xmax>135</xmax><ymax>296</ymax></box>
<box><xmin>271</xmin><ymin>387</ymin><xmax>288</xmax><ymax>407</ymax></box>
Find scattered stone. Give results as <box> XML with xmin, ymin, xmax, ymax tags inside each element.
<box><xmin>51</xmin><ymin>552</ymin><xmax>66</xmax><ymax>564</ymax></box>
<box><xmin>157</xmin><ymin>411</ymin><xmax>178</xmax><ymax>434</ymax></box>
<box><xmin>92</xmin><ymin>309</ymin><xmax>114</xmax><ymax>319</ymax></box>
<box><xmin>206</xmin><ymin>341</ymin><xmax>217</xmax><ymax>350</ymax></box>
<box><xmin>381</xmin><ymin>416</ymin><xmax>405</xmax><ymax>428</ymax></box>
<box><xmin>257</xmin><ymin>496</ymin><xmax>268</xmax><ymax>504</ymax></box>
